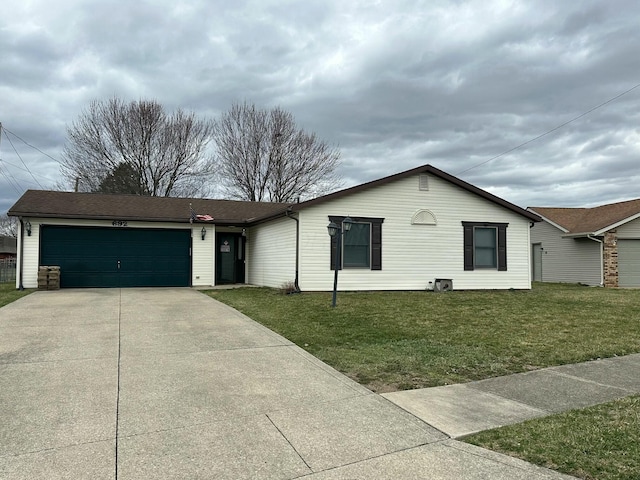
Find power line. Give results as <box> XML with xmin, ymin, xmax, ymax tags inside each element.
<box><xmin>457</xmin><ymin>82</ymin><xmax>640</xmax><ymax>175</ymax></box>
<box><xmin>0</xmin><ymin>157</ymin><xmax>55</xmax><ymax>182</ymax></box>
<box><xmin>1</xmin><ymin>127</ymin><xmax>44</xmax><ymax>188</ymax></box>
<box><xmin>1</xmin><ymin>125</ymin><xmax>63</xmax><ymax>165</ymax></box>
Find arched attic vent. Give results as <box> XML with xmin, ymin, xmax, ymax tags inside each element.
<box><xmin>411</xmin><ymin>209</ymin><xmax>437</xmax><ymax>225</ymax></box>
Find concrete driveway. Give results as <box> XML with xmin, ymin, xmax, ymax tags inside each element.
<box><xmin>0</xmin><ymin>288</ymin><xmax>575</xmax><ymax>479</ymax></box>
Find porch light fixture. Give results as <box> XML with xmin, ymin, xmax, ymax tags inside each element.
<box><xmin>201</xmin><ymin>226</ymin><xmax>206</xmax><ymax>241</ymax></box>
<box><xmin>327</xmin><ymin>216</ymin><xmax>353</xmax><ymax>307</ymax></box>
<box><xmin>25</xmin><ymin>220</ymin><xmax>32</xmax><ymax>237</ymax></box>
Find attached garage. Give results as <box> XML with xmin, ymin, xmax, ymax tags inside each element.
<box><xmin>40</xmin><ymin>226</ymin><xmax>191</xmax><ymax>288</ymax></box>
<box><xmin>618</xmin><ymin>239</ymin><xmax>640</xmax><ymax>287</ymax></box>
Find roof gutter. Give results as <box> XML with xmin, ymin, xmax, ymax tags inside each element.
<box><xmin>587</xmin><ymin>235</ymin><xmax>604</xmax><ymax>287</ymax></box>
<box><xmin>285</xmin><ymin>208</ymin><xmax>301</xmax><ymax>293</ymax></box>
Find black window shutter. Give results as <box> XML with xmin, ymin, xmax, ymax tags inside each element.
<box><xmin>463</xmin><ymin>224</ymin><xmax>474</xmax><ymax>271</ymax></box>
<box><xmin>371</xmin><ymin>221</ymin><xmax>382</xmax><ymax>270</ymax></box>
<box><xmin>497</xmin><ymin>224</ymin><xmax>507</xmax><ymax>271</ymax></box>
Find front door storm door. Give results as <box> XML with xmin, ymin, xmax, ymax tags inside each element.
<box><xmin>216</xmin><ymin>233</ymin><xmax>244</xmax><ymax>285</ymax></box>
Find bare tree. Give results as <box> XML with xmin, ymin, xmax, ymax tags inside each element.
<box><xmin>213</xmin><ymin>102</ymin><xmax>341</xmax><ymax>202</ymax></box>
<box><xmin>61</xmin><ymin>97</ymin><xmax>216</xmax><ymax>197</ymax></box>
<box><xmin>0</xmin><ymin>213</ymin><xmax>17</xmax><ymax>237</ymax></box>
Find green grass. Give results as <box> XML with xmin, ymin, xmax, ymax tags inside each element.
<box><xmin>465</xmin><ymin>396</ymin><xmax>640</xmax><ymax>480</ymax></box>
<box><xmin>0</xmin><ymin>282</ymin><xmax>33</xmax><ymax>308</ymax></box>
<box><xmin>205</xmin><ymin>283</ymin><xmax>640</xmax><ymax>392</ymax></box>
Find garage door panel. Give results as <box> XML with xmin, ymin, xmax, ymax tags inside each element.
<box><xmin>618</xmin><ymin>240</ymin><xmax>640</xmax><ymax>287</ymax></box>
<box><xmin>40</xmin><ymin>226</ymin><xmax>191</xmax><ymax>288</ymax></box>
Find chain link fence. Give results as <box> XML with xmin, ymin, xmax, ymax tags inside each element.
<box><xmin>0</xmin><ymin>258</ymin><xmax>17</xmax><ymax>283</ymax></box>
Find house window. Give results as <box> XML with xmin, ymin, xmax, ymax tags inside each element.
<box><xmin>463</xmin><ymin>222</ymin><xmax>508</xmax><ymax>271</ymax></box>
<box><xmin>329</xmin><ymin>216</ymin><xmax>383</xmax><ymax>270</ymax></box>
<box><xmin>474</xmin><ymin>227</ymin><xmax>497</xmax><ymax>268</ymax></box>
<box><xmin>343</xmin><ymin>222</ymin><xmax>370</xmax><ymax>268</ymax></box>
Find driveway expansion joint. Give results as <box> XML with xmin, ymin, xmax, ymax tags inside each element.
<box><xmin>265</xmin><ymin>413</ymin><xmax>313</xmax><ymax>473</ymax></box>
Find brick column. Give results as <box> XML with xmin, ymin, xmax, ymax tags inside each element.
<box><xmin>603</xmin><ymin>230</ymin><xmax>618</xmax><ymax>288</ymax></box>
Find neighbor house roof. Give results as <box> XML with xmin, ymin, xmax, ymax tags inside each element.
<box><xmin>8</xmin><ymin>191</ymin><xmax>291</xmax><ymax>225</ymax></box>
<box><xmin>9</xmin><ymin>164</ymin><xmax>540</xmax><ymax>224</ymax></box>
<box><xmin>529</xmin><ymin>198</ymin><xmax>640</xmax><ymax>236</ymax></box>
<box><xmin>0</xmin><ymin>235</ymin><xmax>17</xmax><ymax>255</ymax></box>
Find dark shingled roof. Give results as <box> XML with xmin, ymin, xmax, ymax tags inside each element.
<box><xmin>530</xmin><ymin>198</ymin><xmax>640</xmax><ymax>235</ymax></box>
<box><xmin>0</xmin><ymin>235</ymin><xmax>17</xmax><ymax>255</ymax></box>
<box><xmin>8</xmin><ymin>191</ymin><xmax>292</xmax><ymax>225</ymax></box>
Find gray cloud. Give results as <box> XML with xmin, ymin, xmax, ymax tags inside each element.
<box><xmin>2</xmin><ymin>0</ymin><xmax>640</xmax><ymax>216</ymax></box>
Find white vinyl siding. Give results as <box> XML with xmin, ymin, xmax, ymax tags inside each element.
<box><xmin>192</xmin><ymin>224</ymin><xmax>214</xmax><ymax>286</ymax></box>
<box><xmin>530</xmin><ymin>220</ymin><xmax>601</xmax><ymax>286</ymax></box>
<box><xmin>297</xmin><ymin>174</ymin><xmax>532</xmax><ymax>291</ymax></box>
<box><xmin>248</xmin><ymin>217</ymin><xmax>296</xmax><ymax>288</ymax></box>
<box><xmin>615</xmin><ymin>217</ymin><xmax>640</xmax><ymax>238</ymax></box>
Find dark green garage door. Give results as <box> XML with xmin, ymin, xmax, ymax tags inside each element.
<box><xmin>40</xmin><ymin>226</ymin><xmax>191</xmax><ymax>288</ymax></box>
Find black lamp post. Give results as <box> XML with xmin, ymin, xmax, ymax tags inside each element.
<box><xmin>327</xmin><ymin>216</ymin><xmax>353</xmax><ymax>307</ymax></box>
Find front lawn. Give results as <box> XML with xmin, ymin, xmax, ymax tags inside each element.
<box><xmin>465</xmin><ymin>395</ymin><xmax>640</xmax><ymax>480</ymax></box>
<box><xmin>205</xmin><ymin>283</ymin><xmax>640</xmax><ymax>392</ymax></box>
<box><xmin>0</xmin><ymin>282</ymin><xmax>33</xmax><ymax>309</ymax></box>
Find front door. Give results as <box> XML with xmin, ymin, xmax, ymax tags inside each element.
<box><xmin>532</xmin><ymin>243</ymin><xmax>542</xmax><ymax>282</ymax></box>
<box><xmin>216</xmin><ymin>233</ymin><xmax>245</xmax><ymax>285</ymax></box>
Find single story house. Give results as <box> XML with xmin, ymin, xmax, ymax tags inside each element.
<box><xmin>9</xmin><ymin>164</ymin><xmax>540</xmax><ymax>291</ymax></box>
<box><xmin>529</xmin><ymin>198</ymin><xmax>640</xmax><ymax>287</ymax></box>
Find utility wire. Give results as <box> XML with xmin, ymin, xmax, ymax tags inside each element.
<box><xmin>0</xmin><ymin>127</ymin><xmax>23</xmax><ymax>195</ymax></box>
<box><xmin>2</xmin><ymin>128</ymin><xmax>44</xmax><ymax>188</ymax></box>
<box><xmin>1</xmin><ymin>125</ymin><xmax>63</xmax><ymax>164</ymax></box>
<box><xmin>457</xmin><ymin>82</ymin><xmax>640</xmax><ymax>175</ymax></box>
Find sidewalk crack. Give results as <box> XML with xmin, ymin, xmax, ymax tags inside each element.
<box><xmin>265</xmin><ymin>414</ymin><xmax>313</xmax><ymax>472</ymax></box>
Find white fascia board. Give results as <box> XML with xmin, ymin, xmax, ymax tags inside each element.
<box><xmin>527</xmin><ymin>209</ymin><xmax>569</xmax><ymax>233</ymax></box>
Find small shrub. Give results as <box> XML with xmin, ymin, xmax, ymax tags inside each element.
<box><xmin>280</xmin><ymin>280</ymin><xmax>299</xmax><ymax>295</ymax></box>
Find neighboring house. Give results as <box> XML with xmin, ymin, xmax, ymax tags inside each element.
<box><xmin>8</xmin><ymin>164</ymin><xmax>540</xmax><ymax>291</ymax></box>
<box><xmin>0</xmin><ymin>235</ymin><xmax>17</xmax><ymax>260</ymax></box>
<box><xmin>529</xmin><ymin>199</ymin><xmax>640</xmax><ymax>287</ymax></box>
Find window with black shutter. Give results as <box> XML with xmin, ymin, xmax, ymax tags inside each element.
<box><xmin>329</xmin><ymin>216</ymin><xmax>383</xmax><ymax>270</ymax></box>
<box><xmin>462</xmin><ymin>222</ymin><xmax>508</xmax><ymax>271</ymax></box>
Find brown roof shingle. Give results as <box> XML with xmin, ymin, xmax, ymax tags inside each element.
<box><xmin>530</xmin><ymin>198</ymin><xmax>640</xmax><ymax>234</ymax></box>
<box><xmin>8</xmin><ymin>191</ymin><xmax>292</xmax><ymax>225</ymax></box>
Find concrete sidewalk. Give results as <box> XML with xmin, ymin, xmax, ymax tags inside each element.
<box><xmin>1</xmin><ymin>288</ymin><xmax>577</xmax><ymax>479</ymax></box>
<box><xmin>384</xmin><ymin>354</ymin><xmax>640</xmax><ymax>438</ymax></box>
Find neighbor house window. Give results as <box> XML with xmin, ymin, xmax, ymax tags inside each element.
<box><xmin>329</xmin><ymin>216</ymin><xmax>383</xmax><ymax>270</ymax></box>
<box><xmin>463</xmin><ymin>222</ymin><xmax>508</xmax><ymax>271</ymax></box>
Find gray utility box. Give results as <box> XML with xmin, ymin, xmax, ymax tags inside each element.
<box><xmin>433</xmin><ymin>278</ymin><xmax>453</xmax><ymax>292</ymax></box>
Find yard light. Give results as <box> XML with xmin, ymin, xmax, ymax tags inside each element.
<box><xmin>327</xmin><ymin>216</ymin><xmax>353</xmax><ymax>307</ymax></box>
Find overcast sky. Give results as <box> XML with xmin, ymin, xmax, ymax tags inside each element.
<box><xmin>2</xmin><ymin>0</ymin><xmax>639</xmax><ymax>216</ymax></box>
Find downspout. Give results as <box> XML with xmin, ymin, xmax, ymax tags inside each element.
<box><xmin>587</xmin><ymin>235</ymin><xmax>604</xmax><ymax>286</ymax></box>
<box><xmin>18</xmin><ymin>217</ymin><xmax>25</xmax><ymax>291</ymax></box>
<box><xmin>285</xmin><ymin>208</ymin><xmax>301</xmax><ymax>292</ymax></box>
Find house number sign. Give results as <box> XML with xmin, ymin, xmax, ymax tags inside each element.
<box><xmin>112</xmin><ymin>220</ymin><xmax>128</xmax><ymax>227</ymax></box>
